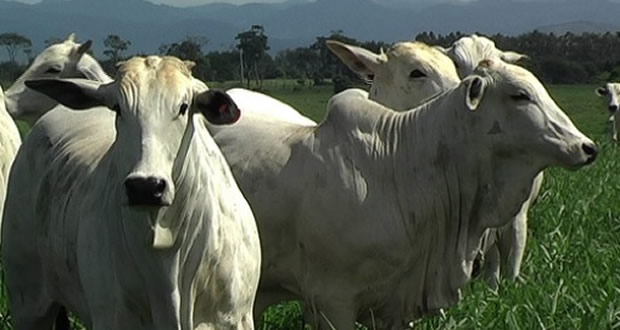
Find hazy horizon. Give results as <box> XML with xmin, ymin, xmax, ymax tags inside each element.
<box><xmin>4</xmin><ymin>0</ymin><xmax>597</xmax><ymax>8</ymax></box>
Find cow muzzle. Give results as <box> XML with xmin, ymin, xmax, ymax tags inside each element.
<box><xmin>609</xmin><ymin>105</ymin><xmax>618</xmax><ymax>113</ymax></box>
<box><xmin>124</xmin><ymin>175</ymin><xmax>171</xmax><ymax>207</ymax></box>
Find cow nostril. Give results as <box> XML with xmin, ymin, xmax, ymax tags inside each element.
<box><xmin>581</xmin><ymin>143</ymin><xmax>598</xmax><ymax>163</ymax></box>
<box><xmin>609</xmin><ymin>105</ymin><xmax>618</xmax><ymax>113</ymax></box>
<box><xmin>150</xmin><ymin>178</ymin><xmax>167</xmax><ymax>196</ymax></box>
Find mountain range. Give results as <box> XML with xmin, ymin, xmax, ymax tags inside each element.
<box><xmin>1</xmin><ymin>0</ymin><xmax>619</xmax><ymax>59</ymax></box>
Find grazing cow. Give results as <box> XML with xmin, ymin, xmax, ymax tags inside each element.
<box><xmin>326</xmin><ymin>40</ymin><xmax>460</xmax><ymax>110</ymax></box>
<box><xmin>436</xmin><ymin>34</ymin><xmax>541</xmax><ymax>287</ymax></box>
<box><xmin>2</xmin><ymin>56</ymin><xmax>261</xmax><ymax>330</ymax></box>
<box><xmin>437</xmin><ymin>34</ymin><xmax>527</xmax><ymax>78</ymax></box>
<box><xmin>211</xmin><ymin>59</ymin><xmax>597</xmax><ymax>329</ymax></box>
<box><xmin>4</xmin><ymin>33</ymin><xmax>112</xmax><ymax>122</ymax></box>
<box><xmin>595</xmin><ymin>82</ymin><xmax>620</xmax><ymax>141</ymax></box>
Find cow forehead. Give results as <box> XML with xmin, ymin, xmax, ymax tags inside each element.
<box><xmin>478</xmin><ymin>61</ymin><xmax>542</xmax><ymax>91</ymax></box>
<box><xmin>454</xmin><ymin>35</ymin><xmax>496</xmax><ymax>55</ymax></box>
<box><xmin>32</xmin><ymin>42</ymin><xmax>77</xmax><ymax>66</ymax></box>
<box><xmin>607</xmin><ymin>83</ymin><xmax>620</xmax><ymax>95</ymax></box>
<box><xmin>116</xmin><ymin>56</ymin><xmax>193</xmax><ymax>98</ymax></box>
<box><xmin>388</xmin><ymin>42</ymin><xmax>457</xmax><ymax>74</ymax></box>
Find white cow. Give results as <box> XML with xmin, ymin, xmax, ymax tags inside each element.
<box><xmin>438</xmin><ymin>34</ymin><xmax>527</xmax><ymax>78</ymax></box>
<box><xmin>0</xmin><ymin>34</ymin><xmax>110</xmax><ymax>241</ymax></box>
<box><xmin>326</xmin><ymin>40</ymin><xmax>460</xmax><ymax>110</ymax></box>
<box><xmin>5</xmin><ymin>33</ymin><xmax>112</xmax><ymax>122</ymax></box>
<box><xmin>210</xmin><ymin>59</ymin><xmax>597</xmax><ymax>329</ymax></box>
<box><xmin>595</xmin><ymin>82</ymin><xmax>620</xmax><ymax>141</ymax></box>
<box><xmin>435</xmin><ymin>34</ymin><xmax>542</xmax><ymax>287</ymax></box>
<box><xmin>2</xmin><ymin>56</ymin><xmax>261</xmax><ymax>330</ymax></box>
<box><xmin>0</xmin><ymin>86</ymin><xmax>20</xmax><ymax>230</ymax></box>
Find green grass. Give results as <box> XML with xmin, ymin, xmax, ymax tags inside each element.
<box><xmin>1</xmin><ymin>82</ymin><xmax>619</xmax><ymax>329</ymax></box>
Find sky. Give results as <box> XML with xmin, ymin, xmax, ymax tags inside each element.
<box><xmin>10</xmin><ymin>0</ymin><xmax>291</xmax><ymax>5</ymax></box>
<box><xmin>6</xmin><ymin>0</ymin><xmax>607</xmax><ymax>7</ymax></box>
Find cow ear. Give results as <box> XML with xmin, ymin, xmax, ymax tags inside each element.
<box><xmin>326</xmin><ymin>40</ymin><xmax>386</xmax><ymax>80</ymax></box>
<box><xmin>25</xmin><ymin>78</ymin><xmax>108</xmax><ymax>110</ymax></box>
<box><xmin>76</xmin><ymin>40</ymin><xmax>92</xmax><ymax>56</ymax></box>
<box><xmin>500</xmin><ymin>51</ymin><xmax>528</xmax><ymax>63</ymax></box>
<box><xmin>465</xmin><ymin>76</ymin><xmax>485</xmax><ymax>111</ymax></box>
<box><xmin>194</xmin><ymin>90</ymin><xmax>240</xmax><ymax>125</ymax></box>
<box><xmin>595</xmin><ymin>87</ymin><xmax>608</xmax><ymax>96</ymax></box>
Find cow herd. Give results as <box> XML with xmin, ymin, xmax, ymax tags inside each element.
<box><xmin>0</xmin><ymin>33</ymin><xmax>611</xmax><ymax>329</ymax></box>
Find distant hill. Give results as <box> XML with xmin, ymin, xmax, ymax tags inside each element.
<box><xmin>1</xmin><ymin>0</ymin><xmax>620</xmax><ymax>60</ymax></box>
<box><xmin>535</xmin><ymin>21</ymin><xmax>620</xmax><ymax>35</ymax></box>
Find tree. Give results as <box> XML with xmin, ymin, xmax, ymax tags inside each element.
<box><xmin>103</xmin><ymin>34</ymin><xmax>132</xmax><ymax>64</ymax></box>
<box><xmin>0</xmin><ymin>33</ymin><xmax>32</xmax><ymax>64</ymax></box>
<box><xmin>160</xmin><ymin>36</ymin><xmax>210</xmax><ymax>81</ymax></box>
<box><xmin>235</xmin><ymin>25</ymin><xmax>270</xmax><ymax>88</ymax></box>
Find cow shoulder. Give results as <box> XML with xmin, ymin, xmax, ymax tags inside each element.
<box><xmin>323</xmin><ymin>89</ymin><xmax>391</xmax><ymax>134</ymax></box>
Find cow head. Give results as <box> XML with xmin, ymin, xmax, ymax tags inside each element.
<box><xmin>465</xmin><ymin>59</ymin><xmax>597</xmax><ymax>170</ymax></box>
<box><xmin>25</xmin><ymin>56</ymin><xmax>239</xmax><ymax>210</ymax></box>
<box><xmin>595</xmin><ymin>82</ymin><xmax>620</xmax><ymax>114</ymax></box>
<box><xmin>5</xmin><ymin>33</ymin><xmax>111</xmax><ymax>123</ymax></box>
<box><xmin>327</xmin><ymin>40</ymin><xmax>460</xmax><ymax>110</ymax></box>
<box><xmin>437</xmin><ymin>34</ymin><xmax>527</xmax><ymax>78</ymax></box>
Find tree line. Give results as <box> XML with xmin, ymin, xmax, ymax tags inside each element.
<box><xmin>2</xmin><ymin>27</ymin><xmax>620</xmax><ymax>90</ymax></box>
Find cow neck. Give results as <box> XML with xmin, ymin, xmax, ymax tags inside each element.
<box><xmin>373</xmin><ymin>86</ymin><xmax>500</xmax><ymax>314</ymax></box>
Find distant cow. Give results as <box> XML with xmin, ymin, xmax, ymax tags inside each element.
<box><xmin>595</xmin><ymin>82</ymin><xmax>620</xmax><ymax>141</ymax></box>
<box><xmin>211</xmin><ymin>59</ymin><xmax>597</xmax><ymax>329</ymax></box>
<box><xmin>2</xmin><ymin>56</ymin><xmax>261</xmax><ymax>330</ymax></box>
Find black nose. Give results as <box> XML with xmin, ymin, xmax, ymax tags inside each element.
<box><xmin>581</xmin><ymin>142</ymin><xmax>598</xmax><ymax>164</ymax></box>
<box><xmin>609</xmin><ymin>105</ymin><xmax>618</xmax><ymax>113</ymax></box>
<box><xmin>124</xmin><ymin>176</ymin><xmax>167</xmax><ymax>206</ymax></box>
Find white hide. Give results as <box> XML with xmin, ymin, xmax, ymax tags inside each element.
<box><xmin>2</xmin><ymin>56</ymin><xmax>261</xmax><ymax>330</ymax></box>
<box><xmin>0</xmin><ymin>86</ymin><xmax>20</xmax><ymax>233</ymax></box>
<box><xmin>439</xmin><ymin>34</ymin><xmax>527</xmax><ymax>78</ymax></box>
<box><xmin>0</xmin><ymin>34</ymin><xmax>109</xmax><ymax>242</ymax></box>
<box><xmin>211</xmin><ymin>60</ymin><xmax>596</xmax><ymax>329</ymax></box>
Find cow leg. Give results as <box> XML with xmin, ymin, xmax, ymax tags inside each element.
<box><xmin>306</xmin><ymin>298</ymin><xmax>356</xmax><ymax>330</ymax></box>
<box><xmin>482</xmin><ymin>244</ymin><xmax>500</xmax><ymax>290</ymax></box>
<box><xmin>10</xmin><ymin>299</ymin><xmax>63</xmax><ymax>330</ymax></box>
<box><xmin>499</xmin><ymin>173</ymin><xmax>541</xmax><ymax>281</ymax></box>
<box><xmin>499</xmin><ymin>211</ymin><xmax>528</xmax><ymax>281</ymax></box>
<box><xmin>614</xmin><ymin>116</ymin><xmax>620</xmax><ymax>141</ymax></box>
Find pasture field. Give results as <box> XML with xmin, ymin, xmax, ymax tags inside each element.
<box><xmin>0</xmin><ymin>83</ymin><xmax>619</xmax><ymax>329</ymax></box>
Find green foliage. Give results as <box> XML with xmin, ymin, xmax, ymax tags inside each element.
<box><xmin>102</xmin><ymin>34</ymin><xmax>132</xmax><ymax>74</ymax></box>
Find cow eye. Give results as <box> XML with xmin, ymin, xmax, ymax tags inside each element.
<box><xmin>409</xmin><ymin>69</ymin><xmax>426</xmax><ymax>78</ymax></box>
<box><xmin>179</xmin><ymin>103</ymin><xmax>189</xmax><ymax>116</ymax></box>
<box><xmin>45</xmin><ymin>66</ymin><xmax>62</xmax><ymax>74</ymax></box>
<box><xmin>510</xmin><ymin>92</ymin><xmax>532</xmax><ymax>102</ymax></box>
